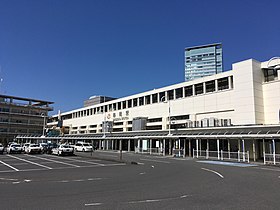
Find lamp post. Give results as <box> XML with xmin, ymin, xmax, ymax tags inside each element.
<box><xmin>161</xmin><ymin>96</ymin><xmax>171</xmax><ymax>136</ymax></box>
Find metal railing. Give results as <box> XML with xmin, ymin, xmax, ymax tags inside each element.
<box><xmin>193</xmin><ymin>149</ymin><xmax>250</xmax><ymax>163</ymax></box>
<box><xmin>263</xmin><ymin>153</ymin><xmax>280</xmax><ymax>165</ymax></box>
<box><xmin>135</xmin><ymin>147</ymin><xmax>164</xmax><ymax>155</ymax></box>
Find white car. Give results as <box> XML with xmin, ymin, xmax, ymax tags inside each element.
<box><xmin>25</xmin><ymin>144</ymin><xmax>41</xmax><ymax>154</ymax></box>
<box><xmin>7</xmin><ymin>143</ymin><xmax>23</xmax><ymax>154</ymax></box>
<box><xmin>52</xmin><ymin>144</ymin><xmax>74</xmax><ymax>156</ymax></box>
<box><xmin>23</xmin><ymin>143</ymin><xmax>31</xmax><ymax>152</ymax></box>
<box><xmin>74</xmin><ymin>142</ymin><xmax>93</xmax><ymax>152</ymax></box>
<box><xmin>0</xmin><ymin>143</ymin><xmax>4</xmax><ymax>154</ymax></box>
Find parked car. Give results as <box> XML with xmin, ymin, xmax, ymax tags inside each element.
<box><xmin>0</xmin><ymin>143</ymin><xmax>4</xmax><ymax>154</ymax></box>
<box><xmin>52</xmin><ymin>144</ymin><xmax>74</xmax><ymax>156</ymax></box>
<box><xmin>25</xmin><ymin>144</ymin><xmax>41</xmax><ymax>154</ymax></box>
<box><xmin>22</xmin><ymin>143</ymin><xmax>30</xmax><ymax>152</ymax></box>
<box><xmin>7</xmin><ymin>143</ymin><xmax>23</xmax><ymax>154</ymax></box>
<box><xmin>75</xmin><ymin>142</ymin><xmax>93</xmax><ymax>152</ymax></box>
<box><xmin>40</xmin><ymin>143</ymin><xmax>57</xmax><ymax>154</ymax></box>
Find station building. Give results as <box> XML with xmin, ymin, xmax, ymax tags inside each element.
<box><xmin>17</xmin><ymin>57</ymin><xmax>280</xmax><ymax>164</ymax></box>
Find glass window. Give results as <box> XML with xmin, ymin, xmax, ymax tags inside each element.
<box><xmin>122</xmin><ymin>101</ymin><xmax>126</xmax><ymax>109</ymax></box>
<box><xmin>195</xmin><ymin>83</ymin><xmax>203</xmax><ymax>95</ymax></box>
<box><xmin>139</xmin><ymin>97</ymin><xmax>144</xmax><ymax>106</ymax></box>
<box><xmin>133</xmin><ymin>98</ymin><xmax>138</xmax><ymax>107</ymax></box>
<box><xmin>218</xmin><ymin>77</ymin><xmax>229</xmax><ymax>90</ymax></box>
<box><xmin>184</xmin><ymin>86</ymin><xmax>193</xmax><ymax>97</ymax></box>
<box><xmin>127</xmin><ymin>100</ymin><xmax>132</xmax><ymax>108</ymax></box>
<box><xmin>167</xmin><ymin>90</ymin><xmax>174</xmax><ymax>100</ymax></box>
<box><xmin>152</xmin><ymin>94</ymin><xmax>158</xmax><ymax>103</ymax></box>
<box><xmin>145</xmin><ymin>95</ymin><xmax>151</xmax><ymax>105</ymax></box>
<box><xmin>175</xmin><ymin>88</ymin><xmax>183</xmax><ymax>99</ymax></box>
<box><xmin>205</xmin><ymin>80</ymin><xmax>215</xmax><ymax>93</ymax></box>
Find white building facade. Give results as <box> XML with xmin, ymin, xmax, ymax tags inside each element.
<box><xmin>18</xmin><ymin>57</ymin><xmax>280</xmax><ymax>164</ymax></box>
<box><xmin>50</xmin><ymin>58</ymin><xmax>280</xmax><ymax>132</ymax></box>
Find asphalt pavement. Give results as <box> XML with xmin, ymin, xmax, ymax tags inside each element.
<box><xmin>0</xmin><ymin>151</ymin><xmax>280</xmax><ymax>210</ymax></box>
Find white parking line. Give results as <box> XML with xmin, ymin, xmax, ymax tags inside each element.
<box><xmin>201</xmin><ymin>167</ymin><xmax>224</xmax><ymax>179</ymax></box>
<box><xmin>127</xmin><ymin>194</ymin><xmax>190</xmax><ymax>204</ymax></box>
<box><xmin>0</xmin><ymin>160</ymin><xmax>19</xmax><ymax>171</ymax></box>
<box><xmin>8</xmin><ymin>155</ymin><xmax>52</xmax><ymax>170</ymax></box>
<box><xmin>52</xmin><ymin>156</ymin><xmax>105</xmax><ymax>166</ymax></box>
<box><xmin>85</xmin><ymin>203</ymin><xmax>103</xmax><ymax>206</ymax></box>
<box><xmin>25</xmin><ymin>155</ymin><xmax>80</xmax><ymax>168</ymax></box>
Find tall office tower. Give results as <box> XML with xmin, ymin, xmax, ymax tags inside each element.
<box><xmin>185</xmin><ymin>43</ymin><xmax>223</xmax><ymax>81</ymax></box>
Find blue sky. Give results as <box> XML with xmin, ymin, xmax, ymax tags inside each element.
<box><xmin>0</xmin><ymin>0</ymin><xmax>279</xmax><ymax>114</ymax></box>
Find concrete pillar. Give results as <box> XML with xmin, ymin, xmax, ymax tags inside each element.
<box><xmin>169</xmin><ymin>139</ymin><xmax>172</xmax><ymax>155</ymax></box>
<box><xmin>99</xmin><ymin>140</ymin><xmax>102</xmax><ymax>150</ymax></box>
<box><xmin>242</xmin><ymin>139</ymin><xmax>245</xmax><ymax>161</ymax></box>
<box><xmin>196</xmin><ymin>139</ymin><xmax>199</xmax><ymax>158</ymax></box>
<box><xmin>119</xmin><ymin>140</ymin><xmax>122</xmax><ymax>160</ymax></box>
<box><xmin>183</xmin><ymin>139</ymin><xmax>186</xmax><ymax>157</ymax></box>
<box><xmin>199</xmin><ymin>139</ymin><xmax>202</xmax><ymax>156</ymax></box>
<box><xmin>238</xmin><ymin>139</ymin><xmax>241</xmax><ymax>151</ymax></box>
<box><xmin>215</xmin><ymin>79</ymin><xmax>218</xmax><ymax>91</ymax></box>
<box><xmin>128</xmin><ymin>140</ymin><xmax>131</xmax><ymax>152</ymax></box>
<box><xmin>178</xmin><ymin>139</ymin><xmax>181</xmax><ymax>157</ymax></box>
<box><xmin>189</xmin><ymin>139</ymin><xmax>192</xmax><ymax>157</ymax></box>
<box><xmin>228</xmin><ymin>76</ymin><xmax>232</xmax><ymax>89</ymax></box>
<box><xmin>163</xmin><ymin>139</ymin><xmax>166</xmax><ymax>156</ymax></box>
<box><xmin>228</xmin><ymin>140</ymin><xmax>231</xmax><ymax>159</ymax></box>
<box><xmin>150</xmin><ymin>139</ymin><xmax>152</xmax><ymax>155</ymax></box>
<box><xmin>192</xmin><ymin>85</ymin><xmax>195</xmax><ymax>95</ymax></box>
<box><xmin>217</xmin><ymin>139</ymin><xmax>220</xmax><ymax>159</ymax></box>
<box><xmin>253</xmin><ymin>139</ymin><xmax>256</xmax><ymax>162</ymax></box>
<box><xmin>203</xmin><ymin>82</ymin><xmax>206</xmax><ymax>94</ymax></box>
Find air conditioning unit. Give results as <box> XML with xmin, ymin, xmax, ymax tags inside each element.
<box><xmin>186</xmin><ymin>120</ymin><xmax>192</xmax><ymax>128</ymax></box>
<box><xmin>218</xmin><ymin>119</ymin><xmax>224</xmax><ymax>127</ymax></box>
<box><xmin>224</xmin><ymin>119</ymin><xmax>232</xmax><ymax>126</ymax></box>
<box><xmin>209</xmin><ymin>118</ymin><xmax>217</xmax><ymax>127</ymax></box>
<box><xmin>202</xmin><ymin>118</ymin><xmax>209</xmax><ymax>127</ymax></box>
<box><xmin>195</xmin><ymin>121</ymin><xmax>201</xmax><ymax>128</ymax></box>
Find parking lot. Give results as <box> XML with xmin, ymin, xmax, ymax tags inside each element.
<box><xmin>1</xmin><ymin>151</ymin><xmax>280</xmax><ymax>210</ymax></box>
<box><xmin>0</xmin><ymin>153</ymin><xmax>125</xmax><ymax>173</ymax></box>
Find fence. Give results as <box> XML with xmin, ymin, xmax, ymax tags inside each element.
<box><xmin>263</xmin><ymin>153</ymin><xmax>280</xmax><ymax>165</ymax></box>
<box><xmin>193</xmin><ymin>149</ymin><xmax>250</xmax><ymax>163</ymax></box>
<box><xmin>135</xmin><ymin>147</ymin><xmax>164</xmax><ymax>155</ymax></box>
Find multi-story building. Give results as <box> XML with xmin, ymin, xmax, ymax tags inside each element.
<box><xmin>18</xmin><ymin>57</ymin><xmax>280</xmax><ymax>163</ymax></box>
<box><xmin>0</xmin><ymin>95</ymin><xmax>53</xmax><ymax>144</ymax></box>
<box><xmin>185</xmin><ymin>43</ymin><xmax>223</xmax><ymax>81</ymax></box>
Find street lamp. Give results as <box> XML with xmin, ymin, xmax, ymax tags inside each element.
<box><xmin>161</xmin><ymin>96</ymin><xmax>172</xmax><ymax>136</ymax></box>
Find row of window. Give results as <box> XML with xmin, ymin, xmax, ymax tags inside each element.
<box><xmin>58</xmin><ymin>76</ymin><xmax>232</xmax><ymax>121</ymax></box>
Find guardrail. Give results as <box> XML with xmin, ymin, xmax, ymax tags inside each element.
<box><xmin>193</xmin><ymin>149</ymin><xmax>250</xmax><ymax>163</ymax></box>
<box><xmin>263</xmin><ymin>153</ymin><xmax>280</xmax><ymax>165</ymax></box>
